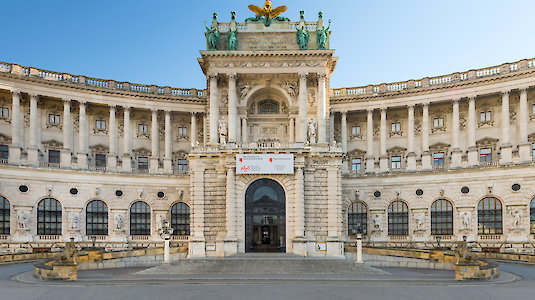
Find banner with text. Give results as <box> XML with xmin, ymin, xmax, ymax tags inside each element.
<box><xmin>236</xmin><ymin>154</ymin><xmax>294</xmax><ymax>175</ymax></box>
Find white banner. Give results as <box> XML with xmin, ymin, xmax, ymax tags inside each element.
<box><xmin>236</xmin><ymin>154</ymin><xmax>294</xmax><ymax>175</ymax></box>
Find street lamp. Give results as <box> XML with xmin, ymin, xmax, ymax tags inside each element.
<box><xmin>91</xmin><ymin>236</ymin><xmax>97</xmax><ymax>249</ymax></box>
<box><xmin>158</xmin><ymin>219</ymin><xmax>174</xmax><ymax>263</ymax></box>
<box><xmin>435</xmin><ymin>235</ymin><xmax>441</xmax><ymax>249</ymax></box>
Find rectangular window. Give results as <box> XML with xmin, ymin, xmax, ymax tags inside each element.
<box><xmin>391</xmin><ymin>156</ymin><xmax>401</xmax><ymax>169</ymax></box>
<box><xmin>48</xmin><ymin>114</ymin><xmax>61</xmax><ymax>125</ymax></box>
<box><xmin>178</xmin><ymin>127</ymin><xmax>188</xmax><ymax>136</ymax></box>
<box><xmin>532</xmin><ymin>104</ymin><xmax>535</xmax><ymax>116</ymax></box>
<box><xmin>138</xmin><ymin>156</ymin><xmax>149</xmax><ymax>169</ymax></box>
<box><xmin>0</xmin><ymin>145</ymin><xmax>8</xmax><ymax>160</ymax></box>
<box><xmin>480</xmin><ymin>111</ymin><xmax>492</xmax><ymax>122</ymax></box>
<box><xmin>433</xmin><ymin>117</ymin><xmax>444</xmax><ymax>128</ymax></box>
<box><xmin>480</xmin><ymin>148</ymin><xmax>492</xmax><ymax>163</ymax></box>
<box><xmin>391</xmin><ymin>122</ymin><xmax>401</xmax><ymax>132</ymax></box>
<box><xmin>433</xmin><ymin>152</ymin><xmax>444</xmax><ymax>166</ymax></box>
<box><xmin>48</xmin><ymin>150</ymin><xmax>60</xmax><ymax>164</ymax></box>
<box><xmin>351</xmin><ymin>126</ymin><xmax>361</xmax><ymax>136</ymax></box>
<box><xmin>95</xmin><ymin>154</ymin><xmax>107</xmax><ymax>167</ymax></box>
<box><xmin>95</xmin><ymin>120</ymin><xmax>106</xmax><ymax>130</ymax></box>
<box><xmin>532</xmin><ymin>143</ymin><xmax>535</xmax><ymax>159</ymax></box>
<box><xmin>138</xmin><ymin>124</ymin><xmax>148</xmax><ymax>134</ymax></box>
<box><xmin>177</xmin><ymin>159</ymin><xmax>188</xmax><ymax>172</ymax></box>
<box><xmin>0</xmin><ymin>107</ymin><xmax>8</xmax><ymax>118</ymax></box>
<box><xmin>351</xmin><ymin>158</ymin><xmax>361</xmax><ymax>172</ymax></box>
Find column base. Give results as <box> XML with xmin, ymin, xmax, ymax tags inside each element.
<box><xmin>467</xmin><ymin>147</ymin><xmax>479</xmax><ymax>167</ymax></box>
<box><xmin>500</xmin><ymin>144</ymin><xmax>513</xmax><ymax>165</ymax></box>
<box><xmin>451</xmin><ymin>148</ymin><xmax>462</xmax><ymax>169</ymax></box>
<box><xmin>27</xmin><ymin>146</ymin><xmax>39</xmax><ymax>166</ymax></box>
<box><xmin>223</xmin><ymin>237</ymin><xmax>238</xmax><ymax>256</ymax></box>
<box><xmin>163</xmin><ymin>157</ymin><xmax>173</xmax><ymax>174</ymax></box>
<box><xmin>60</xmin><ymin>149</ymin><xmax>72</xmax><ymax>169</ymax></box>
<box><xmin>8</xmin><ymin>144</ymin><xmax>21</xmax><ymax>164</ymax></box>
<box><xmin>107</xmin><ymin>154</ymin><xmax>117</xmax><ymax>171</ymax></box>
<box><xmin>406</xmin><ymin>152</ymin><xmax>417</xmax><ymax>172</ymax></box>
<box><xmin>122</xmin><ymin>154</ymin><xmax>132</xmax><ymax>172</ymax></box>
<box><xmin>421</xmin><ymin>152</ymin><xmax>432</xmax><ymax>171</ymax></box>
<box><xmin>149</xmin><ymin>156</ymin><xmax>159</xmax><ymax>174</ymax></box>
<box><xmin>518</xmin><ymin>142</ymin><xmax>531</xmax><ymax>163</ymax></box>
<box><xmin>292</xmin><ymin>237</ymin><xmax>306</xmax><ymax>256</ymax></box>
<box><xmin>379</xmin><ymin>156</ymin><xmax>389</xmax><ymax>173</ymax></box>
<box><xmin>77</xmin><ymin>152</ymin><xmax>88</xmax><ymax>169</ymax></box>
<box><xmin>366</xmin><ymin>156</ymin><xmax>375</xmax><ymax>173</ymax></box>
<box><xmin>188</xmin><ymin>236</ymin><xmax>206</xmax><ymax>258</ymax></box>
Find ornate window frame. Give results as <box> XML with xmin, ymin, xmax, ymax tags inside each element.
<box><xmin>478</xmin><ymin>109</ymin><xmax>494</xmax><ymax>128</ymax></box>
<box><xmin>46</xmin><ymin>113</ymin><xmax>62</xmax><ymax>130</ymax></box>
<box><xmin>387</xmin><ymin>146</ymin><xmax>406</xmax><ymax>170</ymax></box>
<box><xmin>350</xmin><ymin>124</ymin><xmax>362</xmax><ymax>140</ymax></box>
<box><xmin>348</xmin><ymin>149</ymin><xmax>365</xmax><ymax>173</ymax></box>
<box><xmin>389</xmin><ymin>121</ymin><xmax>403</xmax><ymax>137</ymax></box>
<box><xmin>476</xmin><ymin>137</ymin><xmax>499</xmax><ymax>165</ymax></box>
<box><xmin>431</xmin><ymin>116</ymin><xmax>446</xmax><ymax>133</ymax></box>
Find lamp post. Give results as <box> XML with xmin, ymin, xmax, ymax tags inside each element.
<box><xmin>158</xmin><ymin>219</ymin><xmax>174</xmax><ymax>263</ymax></box>
<box><xmin>91</xmin><ymin>236</ymin><xmax>97</xmax><ymax>249</ymax></box>
<box><xmin>436</xmin><ymin>235</ymin><xmax>441</xmax><ymax>249</ymax></box>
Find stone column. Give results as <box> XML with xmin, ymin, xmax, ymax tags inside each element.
<box><xmin>122</xmin><ymin>106</ymin><xmax>132</xmax><ymax>172</ymax></box>
<box><xmin>519</xmin><ymin>88</ymin><xmax>531</xmax><ymax>162</ymax></box>
<box><xmin>293</xmin><ymin>165</ymin><xmax>306</xmax><ymax>255</ymax></box>
<box><xmin>289</xmin><ymin>117</ymin><xmax>295</xmax><ymax>143</ymax></box>
<box><xmin>150</xmin><ymin>109</ymin><xmax>159</xmax><ymax>173</ymax></box>
<box><xmin>60</xmin><ymin>99</ymin><xmax>72</xmax><ymax>168</ymax></box>
<box><xmin>379</xmin><ymin>108</ymin><xmax>388</xmax><ymax>172</ymax></box>
<box><xmin>241</xmin><ymin>117</ymin><xmax>248</xmax><ymax>142</ymax></box>
<box><xmin>224</xmin><ymin>166</ymin><xmax>237</xmax><ymax>255</ymax></box>
<box><xmin>203</xmin><ymin>113</ymin><xmax>208</xmax><ymax>146</ymax></box>
<box><xmin>298</xmin><ymin>73</ymin><xmax>308</xmax><ymax>143</ymax></box>
<box><xmin>421</xmin><ymin>102</ymin><xmax>431</xmax><ymax>170</ymax></box>
<box><xmin>209</xmin><ymin>74</ymin><xmax>219</xmax><ymax>145</ymax></box>
<box><xmin>317</xmin><ymin>73</ymin><xmax>327</xmax><ymax>144</ymax></box>
<box><xmin>28</xmin><ymin>94</ymin><xmax>39</xmax><ymax>166</ymax></box>
<box><xmin>500</xmin><ymin>91</ymin><xmax>513</xmax><ymax>164</ymax></box>
<box><xmin>467</xmin><ymin>96</ymin><xmax>479</xmax><ymax>166</ymax></box>
<box><xmin>228</xmin><ymin>73</ymin><xmax>237</xmax><ymax>143</ymax></box>
<box><xmin>77</xmin><ymin>101</ymin><xmax>88</xmax><ymax>169</ymax></box>
<box><xmin>451</xmin><ymin>98</ymin><xmax>462</xmax><ymax>168</ymax></box>
<box><xmin>341</xmin><ymin>111</ymin><xmax>347</xmax><ymax>153</ymax></box>
<box><xmin>329</xmin><ymin>112</ymin><xmax>334</xmax><ymax>144</ymax></box>
<box><xmin>366</xmin><ymin>108</ymin><xmax>375</xmax><ymax>173</ymax></box>
<box><xmin>407</xmin><ymin>104</ymin><xmax>416</xmax><ymax>171</ymax></box>
<box><xmin>163</xmin><ymin>110</ymin><xmax>173</xmax><ymax>173</ymax></box>
<box><xmin>107</xmin><ymin>105</ymin><xmax>117</xmax><ymax>170</ymax></box>
<box><xmin>190</xmin><ymin>112</ymin><xmax>197</xmax><ymax>146</ymax></box>
<box><xmin>8</xmin><ymin>91</ymin><xmax>22</xmax><ymax>164</ymax></box>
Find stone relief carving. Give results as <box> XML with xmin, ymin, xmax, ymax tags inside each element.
<box><xmin>372</xmin><ymin>214</ymin><xmax>383</xmax><ymax>231</ymax></box>
<box><xmin>308</xmin><ymin>89</ymin><xmax>316</xmax><ymax>106</ymax></box>
<box><xmin>511</xmin><ymin>208</ymin><xmax>522</xmax><ymax>229</ymax></box>
<box><xmin>115</xmin><ymin>214</ymin><xmax>125</xmax><ymax>232</ymax></box>
<box><xmin>414</xmin><ymin>213</ymin><xmax>425</xmax><ymax>231</ymax></box>
<box><xmin>461</xmin><ymin>212</ymin><xmax>471</xmax><ymax>230</ymax></box>
<box><xmin>281</xmin><ymin>81</ymin><xmax>297</xmax><ymax>97</ymax></box>
<box><xmin>307</xmin><ymin>117</ymin><xmax>316</xmax><ymax>143</ymax></box>
<box><xmin>17</xmin><ymin>211</ymin><xmax>30</xmax><ymax>231</ymax></box>
<box><xmin>68</xmin><ymin>213</ymin><xmax>80</xmax><ymax>231</ymax></box>
<box><xmin>239</xmin><ymin>83</ymin><xmax>254</xmax><ymax>99</ymax></box>
<box><xmin>219</xmin><ymin>120</ymin><xmax>227</xmax><ymax>144</ymax></box>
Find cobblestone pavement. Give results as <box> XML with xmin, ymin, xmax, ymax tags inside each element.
<box><xmin>1</xmin><ymin>261</ymin><xmax>534</xmax><ymax>300</ymax></box>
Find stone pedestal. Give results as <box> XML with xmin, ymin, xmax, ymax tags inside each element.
<box><xmin>326</xmin><ymin>238</ymin><xmax>344</xmax><ymax>258</ymax></box>
<box><xmin>421</xmin><ymin>152</ymin><xmax>432</xmax><ymax>171</ymax></box>
<box><xmin>292</xmin><ymin>238</ymin><xmax>306</xmax><ymax>256</ymax></box>
<box><xmin>163</xmin><ymin>157</ymin><xmax>173</xmax><ymax>174</ymax></box>
<box><xmin>500</xmin><ymin>144</ymin><xmax>513</xmax><ymax>165</ymax></box>
<box><xmin>366</xmin><ymin>156</ymin><xmax>375</xmax><ymax>173</ymax></box>
<box><xmin>467</xmin><ymin>147</ymin><xmax>479</xmax><ymax>167</ymax></box>
<box><xmin>379</xmin><ymin>156</ymin><xmax>389</xmax><ymax>173</ymax></box>
<box><xmin>60</xmin><ymin>150</ymin><xmax>72</xmax><ymax>168</ymax></box>
<box><xmin>451</xmin><ymin>148</ymin><xmax>462</xmax><ymax>169</ymax></box>
<box><xmin>406</xmin><ymin>152</ymin><xmax>416</xmax><ymax>172</ymax></box>
<box><xmin>27</xmin><ymin>147</ymin><xmax>39</xmax><ymax>166</ymax></box>
<box><xmin>188</xmin><ymin>237</ymin><xmax>206</xmax><ymax>258</ymax></box>
<box><xmin>122</xmin><ymin>154</ymin><xmax>132</xmax><ymax>172</ymax></box>
<box><xmin>106</xmin><ymin>154</ymin><xmax>117</xmax><ymax>171</ymax></box>
<box><xmin>8</xmin><ymin>144</ymin><xmax>21</xmax><ymax>164</ymax></box>
<box><xmin>223</xmin><ymin>238</ymin><xmax>238</xmax><ymax>256</ymax></box>
<box><xmin>149</xmin><ymin>156</ymin><xmax>159</xmax><ymax>174</ymax></box>
<box><xmin>77</xmin><ymin>152</ymin><xmax>88</xmax><ymax>169</ymax></box>
<box><xmin>518</xmin><ymin>142</ymin><xmax>531</xmax><ymax>163</ymax></box>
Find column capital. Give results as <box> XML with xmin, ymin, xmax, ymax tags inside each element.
<box><xmin>151</xmin><ymin>108</ymin><xmax>159</xmax><ymax>113</ymax></box>
<box><xmin>208</xmin><ymin>73</ymin><xmax>218</xmax><ymax>80</ymax></box>
<box><xmin>29</xmin><ymin>94</ymin><xmax>39</xmax><ymax>100</ymax></box>
<box><xmin>78</xmin><ymin>100</ymin><xmax>87</xmax><ymax>105</ymax></box>
<box><xmin>62</xmin><ymin>99</ymin><xmax>72</xmax><ymax>104</ymax></box>
<box><xmin>317</xmin><ymin>72</ymin><xmax>327</xmax><ymax>80</ymax></box>
<box><xmin>298</xmin><ymin>72</ymin><xmax>308</xmax><ymax>79</ymax></box>
<box><xmin>422</xmin><ymin>101</ymin><xmax>430</xmax><ymax>108</ymax></box>
<box><xmin>451</xmin><ymin>98</ymin><xmax>460</xmax><ymax>104</ymax></box>
<box><xmin>227</xmin><ymin>72</ymin><xmax>237</xmax><ymax>80</ymax></box>
<box><xmin>406</xmin><ymin>103</ymin><xmax>415</xmax><ymax>109</ymax></box>
<box><xmin>109</xmin><ymin>104</ymin><xmax>117</xmax><ymax>110</ymax></box>
<box><xmin>341</xmin><ymin>111</ymin><xmax>348</xmax><ymax>116</ymax></box>
<box><xmin>519</xmin><ymin>86</ymin><xmax>529</xmax><ymax>94</ymax></box>
<box><xmin>123</xmin><ymin>106</ymin><xmax>131</xmax><ymax>112</ymax></box>
<box><xmin>366</xmin><ymin>108</ymin><xmax>374</xmax><ymax>114</ymax></box>
<box><xmin>501</xmin><ymin>90</ymin><xmax>510</xmax><ymax>96</ymax></box>
<box><xmin>468</xmin><ymin>95</ymin><xmax>477</xmax><ymax>101</ymax></box>
<box><xmin>380</xmin><ymin>107</ymin><xmax>387</xmax><ymax>112</ymax></box>
<box><xmin>10</xmin><ymin>89</ymin><xmax>20</xmax><ymax>96</ymax></box>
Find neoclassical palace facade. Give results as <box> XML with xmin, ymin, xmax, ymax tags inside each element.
<box><xmin>1</xmin><ymin>8</ymin><xmax>535</xmax><ymax>257</ymax></box>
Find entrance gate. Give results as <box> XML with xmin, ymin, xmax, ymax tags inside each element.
<box><xmin>245</xmin><ymin>179</ymin><xmax>286</xmax><ymax>253</ymax></box>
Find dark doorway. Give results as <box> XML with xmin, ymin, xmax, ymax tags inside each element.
<box><xmin>245</xmin><ymin>179</ymin><xmax>286</xmax><ymax>253</ymax></box>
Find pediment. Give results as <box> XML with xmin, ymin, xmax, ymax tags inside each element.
<box><xmin>429</xmin><ymin>142</ymin><xmax>450</xmax><ymax>151</ymax></box>
<box><xmin>133</xmin><ymin>147</ymin><xmax>151</xmax><ymax>156</ymax></box>
<box><xmin>476</xmin><ymin>137</ymin><xmax>499</xmax><ymax>146</ymax></box>
<box><xmin>42</xmin><ymin>139</ymin><xmax>63</xmax><ymax>149</ymax></box>
<box><xmin>387</xmin><ymin>146</ymin><xmax>407</xmax><ymax>155</ymax></box>
<box><xmin>0</xmin><ymin>133</ymin><xmax>11</xmax><ymax>144</ymax></box>
<box><xmin>89</xmin><ymin>144</ymin><xmax>109</xmax><ymax>153</ymax></box>
<box><xmin>348</xmin><ymin>148</ymin><xmax>366</xmax><ymax>157</ymax></box>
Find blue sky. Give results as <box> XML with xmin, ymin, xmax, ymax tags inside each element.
<box><xmin>3</xmin><ymin>0</ymin><xmax>535</xmax><ymax>89</ymax></box>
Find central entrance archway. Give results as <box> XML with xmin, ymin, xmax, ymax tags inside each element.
<box><xmin>245</xmin><ymin>179</ymin><xmax>286</xmax><ymax>253</ymax></box>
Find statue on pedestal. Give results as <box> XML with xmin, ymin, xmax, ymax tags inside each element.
<box><xmin>296</xmin><ymin>25</ymin><xmax>310</xmax><ymax>50</ymax></box>
<box><xmin>511</xmin><ymin>208</ymin><xmax>522</xmax><ymax>229</ymax></box>
<box><xmin>219</xmin><ymin>120</ymin><xmax>228</xmax><ymax>144</ymax></box>
<box><xmin>455</xmin><ymin>236</ymin><xmax>477</xmax><ymax>265</ymax></box>
<box><xmin>461</xmin><ymin>212</ymin><xmax>471</xmax><ymax>230</ymax></box>
<box><xmin>307</xmin><ymin>118</ymin><xmax>316</xmax><ymax>143</ymax></box>
<box><xmin>205</xmin><ymin>22</ymin><xmax>221</xmax><ymax>50</ymax></box>
<box><xmin>57</xmin><ymin>238</ymin><xmax>78</xmax><ymax>265</ymax></box>
<box><xmin>316</xmin><ymin>19</ymin><xmax>331</xmax><ymax>50</ymax></box>
<box><xmin>373</xmin><ymin>214</ymin><xmax>383</xmax><ymax>231</ymax></box>
<box><xmin>227</xmin><ymin>28</ymin><xmax>238</xmax><ymax>50</ymax></box>
<box><xmin>17</xmin><ymin>211</ymin><xmax>29</xmax><ymax>231</ymax></box>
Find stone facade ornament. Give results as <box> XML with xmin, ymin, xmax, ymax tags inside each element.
<box><xmin>461</xmin><ymin>212</ymin><xmax>471</xmax><ymax>230</ymax></box>
<box><xmin>115</xmin><ymin>214</ymin><xmax>125</xmax><ymax>232</ymax></box>
<box><xmin>17</xmin><ymin>211</ymin><xmax>30</xmax><ymax>231</ymax></box>
<box><xmin>68</xmin><ymin>213</ymin><xmax>80</xmax><ymax>231</ymax></box>
<box><xmin>372</xmin><ymin>214</ymin><xmax>383</xmax><ymax>231</ymax></box>
<box><xmin>316</xmin><ymin>20</ymin><xmax>331</xmax><ymax>50</ymax></box>
<box><xmin>219</xmin><ymin>120</ymin><xmax>228</xmax><ymax>144</ymax></box>
<box><xmin>204</xmin><ymin>22</ymin><xmax>221</xmax><ymax>50</ymax></box>
<box><xmin>296</xmin><ymin>25</ymin><xmax>310</xmax><ymax>50</ymax></box>
<box><xmin>307</xmin><ymin>117</ymin><xmax>316</xmax><ymax>143</ymax></box>
<box><xmin>414</xmin><ymin>213</ymin><xmax>425</xmax><ymax>231</ymax></box>
<box><xmin>511</xmin><ymin>208</ymin><xmax>522</xmax><ymax>229</ymax></box>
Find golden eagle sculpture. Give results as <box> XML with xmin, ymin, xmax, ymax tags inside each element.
<box><xmin>247</xmin><ymin>1</ymin><xmax>289</xmax><ymax>26</ymax></box>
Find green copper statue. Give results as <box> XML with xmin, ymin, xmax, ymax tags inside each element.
<box><xmin>316</xmin><ymin>19</ymin><xmax>331</xmax><ymax>50</ymax></box>
<box><xmin>296</xmin><ymin>25</ymin><xmax>310</xmax><ymax>50</ymax></box>
<box><xmin>205</xmin><ymin>22</ymin><xmax>221</xmax><ymax>50</ymax></box>
<box><xmin>227</xmin><ymin>28</ymin><xmax>238</xmax><ymax>50</ymax></box>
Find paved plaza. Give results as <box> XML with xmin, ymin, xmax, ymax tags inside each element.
<box><xmin>1</xmin><ymin>258</ymin><xmax>535</xmax><ymax>300</ymax></box>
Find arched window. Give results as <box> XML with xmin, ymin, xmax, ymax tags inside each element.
<box><xmin>348</xmin><ymin>202</ymin><xmax>367</xmax><ymax>235</ymax></box>
<box><xmin>431</xmin><ymin>199</ymin><xmax>453</xmax><ymax>235</ymax></box>
<box><xmin>478</xmin><ymin>197</ymin><xmax>502</xmax><ymax>235</ymax></box>
<box><xmin>388</xmin><ymin>201</ymin><xmax>408</xmax><ymax>235</ymax></box>
<box><xmin>37</xmin><ymin>198</ymin><xmax>62</xmax><ymax>235</ymax></box>
<box><xmin>530</xmin><ymin>198</ymin><xmax>535</xmax><ymax>234</ymax></box>
<box><xmin>0</xmin><ymin>196</ymin><xmax>10</xmax><ymax>235</ymax></box>
<box><xmin>130</xmin><ymin>201</ymin><xmax>150</xmax><ymax>235</ymax></box>
<box><xmin>86</xmin><ymin>200</ymin><xmax>108</xmax><ymax>236</ymax></box>
<box><xmin>170</xmin><ymin>202</ymin><xmax>190</xmax><ymax>235</ymax></box>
